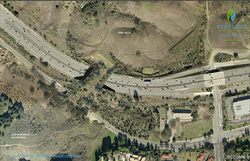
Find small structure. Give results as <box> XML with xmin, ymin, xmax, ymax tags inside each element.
<box><xmin>129</xmin><ymin>154</ymin><xmax>146</xmax><ymax>161</ymax></box>
<box><xmin>119</xmin><ymin>152</ymin><xmax>126</xmax><ymax>161</ymax></box>
<box><xmin>196</xmin><ymin>152</ymin><xmax>214</xmax><ymax>161</ymax></box>
<box><xmin>172</xmin><ymin>109</ymin><xmax>193</xmax><ymax>122</ymax></box>
<box><xmin>161</xmin><ymin>153</ymin><xmax>173</xmax><ymax>161</ymax></box>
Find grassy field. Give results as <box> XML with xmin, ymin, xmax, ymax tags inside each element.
<box><xmin>90</xmin><ymin>129</ymin><xmax>117</xmax><ymax>161</ymax></box>
<box><xmin>149</xmin><ymin>136</ymin><xmax>161</xmax><ymax>142</ymax></box>
<box><xmin>142</xmin><ymin>67</ymin><xmax>159</xmax><ymax>75</ymax></box>
<box><xmin>175</xmin><ymin>119</ymin><xmax>213</xmax><ymax>140</ymax></box>
<box><xmin>159</xmin><ymin>108</ymin><xmax>166</xmax><ymax>119</ymax></box>
<box><xmin>179</xmin><ymin>151</ymin><xmax>200</xmax><ymax>161</ymax></box>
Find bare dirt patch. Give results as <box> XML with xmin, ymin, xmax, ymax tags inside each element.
<box><xmin>198</xmin><ymin>107</ymin><xmax>211</xmax><ymax>119</ymax></box>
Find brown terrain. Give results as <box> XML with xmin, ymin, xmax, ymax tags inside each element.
<box><xmin>2</xmin><ymin>1</ymin><xmax>208</xmax><ymax>75</ymax></box>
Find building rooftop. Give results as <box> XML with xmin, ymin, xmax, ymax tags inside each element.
<box><xmin>233</xmin><ymin>98</ymin><xmax>250</xmax><ymax>117</ymax></box>
<box><xmin>172</xmin><ymin>109</ymin><xmax>191</xmax><ymax>113</ymax></box>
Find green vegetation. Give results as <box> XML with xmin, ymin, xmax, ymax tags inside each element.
<box><xmin>172</xmin><ymin>95</ymin><xmax>214</xmax><ymax>141</ymax></box>
<box><xmin>223</xmin><ymin>135</ymin><xmax>250</xmax><ymax>158</ymax></box>
<box><xmin>214</xmin><ymin>53</ymin><xmax>232</xmax><ymax>63</ymax></box>
<box><xmin>136</xmin><ymin>51</ymin><xmax>143</xmax><ymax>57</ymax></box>
<box><xmin>175</xmin><ymin>119</ymin><xmax>213</xmax><ymax>140</ymax></box>
<box><xmin>17</xmin><ymin>43</ymin><xmax>30</xmax><ymax>56</ymax></box>
<box><xmin>142</xmin><ymin>68</ymin><xmax>159</xmax><ymax>75</ymax></box>
<box><xmin>0</xmin><ymin>93</ymin><xmax>24</xmax><ymax>130</ymax></box>
<box><xmin>201</xmin><ymin>87</ymin><xmax>213</xmax><ymax>92</ymax></box>
<box><xmin>0</xmin><ymin>28</ymin><xmax>16</xmax><ymax>45</ymax></box>
<box><xmin>179</xmin><ymin>143</ymin><xmax>214</xmax><ymax>161</ymax></box>
<box><xmin>29</xmin><ymin>55</ymin><xmax>36</xmax><ymax>62</ymax></box>
<box><xmin>94</xmin><ymin>133</ymin><xmax>174</xmax><ymax>161</ymax></box>
<box><xmin>3</xmin><ymin>2</ymin><xmax>19</xmax><ymax>17</ymax></box>
<box><xmin>8</xmin><ymin>61</ymin><xmax>35</xmax><ymax>82</ymax></box>
<box><xmin>37</xmin><ymin>79</ymin><xmax>88</xmax><ymax>125</ymax></box>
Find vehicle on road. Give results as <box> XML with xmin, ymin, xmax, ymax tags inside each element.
<box><xmin>144</xmin><ymin>79</ymin><xmax>151</xmax><ymax>83</ymax></box>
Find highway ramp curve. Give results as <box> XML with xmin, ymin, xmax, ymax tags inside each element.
<box><xmin>0</xmin><ymin>4</ymin><xmax>90</xmax><ymax>78</ymax></box>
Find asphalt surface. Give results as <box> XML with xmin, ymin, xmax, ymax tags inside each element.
<box><xmin>105</xmin><ymin>67</ymin><xmax>250</xmax><ymax>97</ymax></box>
<box><xmin>0</xmin><ymin>4</ymin><xmax>89</xmax><ymax>78</ymax></box>
<box><xmin>90</xmin><ymin>84</ymin><xmax>250</xmax><ymax>160</ymax></box>
<box><xmin>0</xmin><ymin>39</ymin><xmax>66</xmax><ymax>93</ymax></box>
<box><xmin>212</xmin><ymin>87</ymin><xmax>224</xmax><ymax>161</ymax></box>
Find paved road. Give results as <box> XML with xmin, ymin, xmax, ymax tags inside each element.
<box><xmin>0</xmin><ymin>4</ymin><xmax>89</xmax><ymax>78</ymax></box>
<box><xmin>212</xmin><ymin>87</ymin><xmax>224</xmax><ymax>161</ymax></box>
<box><xmin>0</xmin><ymin>39</ymin><xmax>66</xmax><ymax>93</ymax></box>
<box><xmin>105</xmin><ymin>67</ymin><xmax>250</xmax><ymax>97</ymax></box>
<box><xmin>90</xmin><ymin>84</ymin><xmax>250</xmax><ymax>159</ymax></box>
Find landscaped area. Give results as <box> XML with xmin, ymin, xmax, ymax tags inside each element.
<box><xmin>174</xmin><ymin>119</ymin><xmax>213</xmax><ymax>140</ymax></box>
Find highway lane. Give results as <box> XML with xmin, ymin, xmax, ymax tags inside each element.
<box><xmin>0</xmin><ymin>5</ymin><xmax>89</xmax><ymax>78</ymax></box>
<box><xmin>0</xmin><ymin>39</ymin><xmax>66</xmax><ymax>93</ymax></box>
<box><xmin>105</xmin><ymin>67</ymin><xmax>250</xmax><ymax>96</ymax></box>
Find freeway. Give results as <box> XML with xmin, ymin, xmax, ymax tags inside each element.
<box><xmin>0</xmin><ymin>4</ymin><xmax>89</xmax><ymax>78</ymax></box>
<box><xmin>105</xmin><ymin>67</ymin><xmax>250</xmax><ymax>96</ymax></box>
<box><xmin>0</xmin><ymin>39</ymin><xmax>66</xmax><ymax>93</ymax></box>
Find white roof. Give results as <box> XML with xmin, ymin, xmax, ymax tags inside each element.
<box><xmin>233</xmin><ymin>99</ymin><xmax>250</xmax><ymax>117</ymax></box>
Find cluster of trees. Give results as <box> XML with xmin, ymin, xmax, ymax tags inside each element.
<box><xmin>0</xmin><ymin>28</ymin><xmax>16</xmax><ymax>45</ymax></box>
<box><xmin>214</xmin><ymin>53</ymin><xmax>232</xmax><ymax>63</ymax></box>
<box><xmin>203</xmin><ymin>129</ymin><xmax>214</xmax><ymax>137</ymax></box>
<box><xmin>8</xmin><ymin>61</ymin><xmax>34</xmax><ymax>82</ymax></box>
<box><xmin>0</xmin><ymin>93</ymin><xmax>24</xmax><ymax>130</ymax></box>
<box><xmin>95</xmin><ymin>135</ymin><xmax>173</xmax><ymax>161</ymax></box>
<box><xmin>223</xmin><ymin>136</ymin><xmax>250</xmax><ymax>156</ymax></box>
<box><xmin>29</xmin><ymin>55</ymin><xmax>36</xmax><ymax>62</ymax></box>
<box><xmin>99</xmin><ymin>104</ymin><xmax>160</xmax><ymax>140</ymax></box>
<box><xmin>171</xmin><ymin>96</ymin><xmax>214</xmax><ymax>115</ymax></box>
<box><xmin>201</xmin><ymin>87</ymin><xmax>213</xmax><ymax>92</ymax></box>
<box><xmin>161</xmin><ymin>125</ymin><xmax>172</xmax><ymax>141</ymax></box>
<box><xmin>3</xmin><ymin>2</ymin><xmax>19</xmax><ymax>17</ymax></box>
<box><xmin>82</xmin><ymin>97</ymin><xmax>93</xmax><ymax>107</ymax></box>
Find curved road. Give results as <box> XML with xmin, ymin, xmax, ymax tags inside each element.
<box><xmin>0</xmin><ymin>4</ymin><xmax>89</xmax><ymax>78</ymax></box>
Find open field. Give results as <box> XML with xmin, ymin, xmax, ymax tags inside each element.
<box><xmin>174</xmin><ymin>119</ymin><xmax>213</xmax><ymax>140</ymax></box>
<box><xmin>179</xmin><ymin>151</ymin><xmax>200</xmax><ymax>161</ymax></box>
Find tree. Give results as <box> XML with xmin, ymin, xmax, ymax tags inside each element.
<box><xmin>30</xmin><ymin>86</ymin><xmax>34</xmax><ymax>93</ymax></box>
<box><xmin>161</xmin><ymin>127</ymin><xmax>171</xmax><ymax>141</ymax></box>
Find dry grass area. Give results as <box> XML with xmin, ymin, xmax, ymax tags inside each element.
<box><xmin>208</xmin><ymin>1</ymin><xmax>250</xmax><ymax>50</ymax></box>
<box><xmin>1</xmin><ymin>1</ymin><xmax>211</xmax><ymax>76</ymax></box>
<box><xmin>0</xmin><ymin>54</ymin><xmax>107</xmax><ymax>160</ymax></box>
